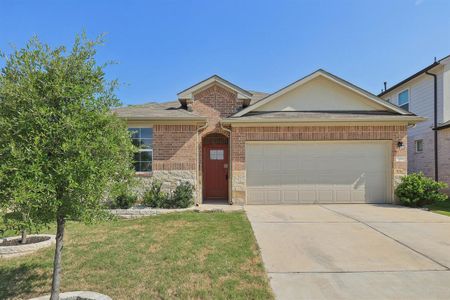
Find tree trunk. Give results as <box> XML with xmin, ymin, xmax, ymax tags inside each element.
<box><xmin>20</xmin><ymin>229</ymin><xmax>27</xmax><ymax>244</ymax></box>
<box><xmin>50</xmin><ymin>215</ymin><xmax>65</xmax><ymax>300</ymax></box>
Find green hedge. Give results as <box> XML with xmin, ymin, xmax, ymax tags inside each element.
<box><xmin>143</xmin><ymin>180</ymin><xmax>194</xmax><ymax>209</ymax></box>
<box><xmin>395</xmin><ymin>172</ymin><xmax>448</xmax><ymax>207</ymax></box>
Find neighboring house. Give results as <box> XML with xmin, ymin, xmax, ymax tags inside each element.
<box><xmin>379</xmin><ymin>55</ymin><xmax>450</xmax><ymax>193</ymax></box>
<box><xmin>113</xmin><ymin>70</ymin><xmax>423</xmax><ymax>205</ymax></box>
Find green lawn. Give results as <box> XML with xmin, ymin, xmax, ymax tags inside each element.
<box><xmin>425</xmin><ymin>199</ymin><xmax>450</xmax><ymax>217</ymax></box>
<box><xmin>0</xmin><ymin>212</ymin><xmax>273</xmax><ymax>300</ymax></box>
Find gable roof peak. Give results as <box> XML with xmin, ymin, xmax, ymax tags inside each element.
<box><xmin>177</xmin><ymin>74</ymin><xmax>252</xmax><ymax>101</ymax></box>
<box><xmin>232</xmin><ymin>69</ymin><xmax>410</xmax><ymax>117</ymax></box>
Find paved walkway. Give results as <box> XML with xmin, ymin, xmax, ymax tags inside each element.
<box><xmin>245</xmin><ymin>204</ymin><xmax>450</xmax><ymax>300</ymax></box>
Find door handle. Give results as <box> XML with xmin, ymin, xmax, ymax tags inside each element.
<box><xmin>226</xmin><ymin>174</ymin><xmax>228</xmax><ymax>180</ymax></box>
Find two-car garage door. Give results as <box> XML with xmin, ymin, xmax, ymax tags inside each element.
<box><xmin>246</xmin><ymin>141</ymin><xmax>391</xmax><ymax>204</ymax></box>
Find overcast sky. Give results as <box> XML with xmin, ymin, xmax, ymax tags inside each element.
<box><xmin>1</xmin><ymin>0</ymin><xmax>449</xmax><ymax>105</ymax></box>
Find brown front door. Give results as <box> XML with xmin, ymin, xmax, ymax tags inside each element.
<box><xmin>203</xmin><ymin>144</ymin><xmax>229</xmax><ymax>200</ymax></box>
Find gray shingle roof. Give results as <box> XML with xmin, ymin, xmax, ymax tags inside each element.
<box><xmin>113</xmin><ymin>91</ymin><xmax>269</xmax><ymax>120</ymax></box>
<box><xmin>112</xmin><ymin>101</ymin><xmax>205</xmax><ymax>120</ymax></box>
<box><xmin>248</xmin><ymin>90</ymin><xmax>270</xmax><ymax>105</ymax></box>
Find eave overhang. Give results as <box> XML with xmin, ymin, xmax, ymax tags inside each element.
<box><xmin>222</xmin><ymin>116</ymin><xmax>426</xmax><ymax>125</ymax></box>
<box><xmin>119</xmin><ymin>116</ymin><xmax>207</xmax><ymax>122</ymax></box>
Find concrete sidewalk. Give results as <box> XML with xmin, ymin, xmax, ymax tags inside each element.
<box><xmin>246</xmin><ymin>204</ymin><xmax>450</xmax><ymax>300</ymax></box>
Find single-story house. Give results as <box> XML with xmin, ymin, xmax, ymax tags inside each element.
<box><xmin>113</xmin><ymin>70</ymin><xmax>424</xmax><ymax>205</ymax></box>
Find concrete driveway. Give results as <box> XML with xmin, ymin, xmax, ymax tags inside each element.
<box><xmin>245</xmin><ymin>204</ymin><xmax>450</xmax><ymax>300</ymax></box>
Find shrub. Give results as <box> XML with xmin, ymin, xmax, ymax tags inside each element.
<box><xmin>395</xmin><ymin>172</ymin><xmax>448</xmax><ymax>207</ymax></box>
<box><xmin>143</xmin><ymin>180</ymin><xmax>169</xmax><ymax>208</ymax></box>
<box><xmin>112</xmin><ymin>192</ymin><xmax>137</xmax><ymax>209</ymax></box>
<box><xmin>143</xmin><ymin>181</ymin><xmax>194</xmax><ymax>209</ymax></box>
<box><xmin>167</xmin><ymin>181</ymin><xmax>195</xmax><ymax>208</ymax></box>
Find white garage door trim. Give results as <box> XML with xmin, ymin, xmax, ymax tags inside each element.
<box><xmin>245</xmin><ymin>141</ymin><xmax>392</xmax><ymax>204</ymax></box>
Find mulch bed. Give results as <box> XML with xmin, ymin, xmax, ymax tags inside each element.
<box><xmin>0</xmin><ymin>236</ymin><xmax>51</xmax><ymax>246</ymax></box>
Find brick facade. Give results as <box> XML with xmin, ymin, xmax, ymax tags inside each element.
<box><xmin>439</xmin><ymin>128</ymin><xmax>450</xmax><ymax>194</ymax></box>
<box><xmin>408</xmin><ymin>131</ymin><xmax>435</xmax><ymax>179</ymax></box>
<box><xmin>148</xmin><ymin>83</ymin><xmax>242</xmax><ymax>202</ymax></box>
<box><xmin>134</xmin><ymin>82</ymin><xmax>410</xmax><ymax>205</ymax></box>
<box><xmin>191</xmin><ymin>84</ymin><xmax>239</xmax><ymax>200</ymax></box>
<box><xmin>192</xmin><ymin>84</ymin><xmax>243</xmax><ymax>123</ymax></box>
<box><xmin>408</xmin><ymin>128</ymin><xmax>450</xmax><ymax>195</ymax></box>
<box><xmin>230</xmin><ymin>125</ymin><xmax>408</xmax><ymax>204</ymax></box>
<box><xmin>153</xmin><ymin>124</ymin><xmax>197</xmax><ymax>171</ymax></box>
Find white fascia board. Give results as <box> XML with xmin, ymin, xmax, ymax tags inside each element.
<box><xmin>222</xmin><ymin>116</ymin><xmax>426</xmax><ymax>124</ymax></box>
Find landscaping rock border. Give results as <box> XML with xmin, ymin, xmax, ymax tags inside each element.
<box><xmin>0</xmin><ymin>234</ymin><xmax>55</xmax><ymax>259</ymax></box>
<box><xmin>110</xmin><ymin>206</ymin><xmax>194</xmax><ymax>218</ymax></box>
<box><xmin>30</xmin><ymin>291</ymin><xmax>111</xmax><ymax>300</ymax></box>
<box><xmin>110</xmin><ymin>204</ymin><xmax>244</xmax><ymax>219</ymax></box>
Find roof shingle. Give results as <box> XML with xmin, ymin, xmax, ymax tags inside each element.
<box><xmin>113</xmin><ymin>91</ymin><xmax>269</xmax><ymax>120</ymax></box>
<box><xmin>112</xmin><ymin>101</ymin><xmax>205</xmax><ymax>120</ymax></box>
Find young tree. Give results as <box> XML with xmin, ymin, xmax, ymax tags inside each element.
<box><xmin>0</xmin><ymin>34</ymin><xmax>135</xmax><ymax>299</ymax></box>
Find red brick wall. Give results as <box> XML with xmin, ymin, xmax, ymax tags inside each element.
<box><xmin>152</xmin><ymin>84</ymin><xmax>241</xmax><ymax>172</ymax></box>
<box><xmin>231</xmin><ymin>125</ymin><xmax>408</xmax><ymax>173</ymax></box>
<box><xmin>153</xmin><ymin>124</ymin><xmax>197</xmax><ymax>171</ymax></box>
<box><xmin>439</xmin><ymin>128</ymin><xmax>450</xmax><ymax>194</ymax></box>
<box><xmin>192</xmin><ymin>84</ymin><xmax>243</xmax><ymax>129</ymax></box>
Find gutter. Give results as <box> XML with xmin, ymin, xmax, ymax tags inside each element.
<box><xmin>425</xmin><ymin>70</ymin><xmax>439</xmax><ymax>181</ymax></box>
<box><xmin>379</xmin><ymin>62</ymin><xmax>440</xmax><ymax>97</ymax></box>
<box><xmin>121</xmin><ymin>116</ymin><xmax>207</xmax><ymax>121</ymax></box>
<box><xmin>221</xmin><ymin>116</ymin><xmax>426</xmax><ymax>125</ymax></box>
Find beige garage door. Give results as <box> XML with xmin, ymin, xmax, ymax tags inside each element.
<box><xmin>246</xmin><ymin>141</ymin><xmax>391</xmax><ymax>204</ymax></box>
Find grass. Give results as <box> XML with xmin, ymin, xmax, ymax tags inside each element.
<box><xmin>425</xmin><ymin>199</ymin><xmax>450</xmax><ymax>217</ymax></box>
<box><xmin>0</xmin><ymin>212</ymin><xmax>273</xmax><ymax>300</ymax></box>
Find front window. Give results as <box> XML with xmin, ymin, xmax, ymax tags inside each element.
<box><xmin>415</xmin><ymin>139</ymin><xmax>423</xmax><ymax>153</ymax></box>
<box><xmin>398</xmin><ymin>90</ymin><xmax>409</xmax><ymax>111</ymax></box>
<box><xmin>129</xmin><ymin>127</ymin><xmax>153</xmax><ymax>172</ymax></box>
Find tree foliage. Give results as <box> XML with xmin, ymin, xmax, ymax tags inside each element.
<box><xmin>0</xmin><ymin>34</ymin><xmax>135</xmax><ymax>297</ymax></box>
<box><xmin>0</xmin><ymin>34</ymin><xmax>134</xmax><ymax>227</ymax></box>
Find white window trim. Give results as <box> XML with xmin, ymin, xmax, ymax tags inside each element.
<box><xmin>128</xmin><ymin>127</ymin><xmax>153</xmax><ymax>173</ymax></box>
<box><xmin>415</xmin><ymin>139</ymin><xmax>423</xmax><ymax>153</ymax></box>
<box><xmin>397</xmin><ymin>89</ymin><xmax>410</xmax><ymax>110</ymax></box>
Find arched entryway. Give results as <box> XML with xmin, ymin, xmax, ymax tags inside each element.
<box><xmin>202</xmin><ymin>133</ymin><xmax>229</xmax><ymax>202</ymax></box>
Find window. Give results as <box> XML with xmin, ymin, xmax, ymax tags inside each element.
<box><xmin>210</xmin><ymin>149</ymin><xmax>224</xmax><ymax>160</ymax></box>
<box><xmin>128</xmin><ymin>127</ymin><xmax>153</xmax><ymax>172</ymax></box>
<box><xmin>398</xmin><ymin>90</ymin><xmax>409</xmax><ymax>111</ymax></box>
<box><xmin>415</xmin><ymin>139</ymin><xmax>423</xmax><ymax>153</ymax></box>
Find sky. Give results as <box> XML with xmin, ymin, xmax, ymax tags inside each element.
<box><xmin>1</xmin><ymin>0</ymin><xmax>449</xmax><ymax>106</ymax></box>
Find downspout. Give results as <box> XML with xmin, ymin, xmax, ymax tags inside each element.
<box><xmin>220</xmin><ymin>122</ymin><xmax>233</xmax><ymax>205</ymax></box>
<box><xmin>196</xmin><ymin>121</ymin><xmax>208</xmax><ymax>206</ymax></box>
<box><xmin>425</xmin><ymin>70</ymin><xmax>439</xmax><ymax>181</ymax></box>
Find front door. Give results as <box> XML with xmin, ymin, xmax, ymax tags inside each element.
<box><xmin>203</xmin><ymin>144</ymin><xmax>229</xmax><ymax>200</ymax></box>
